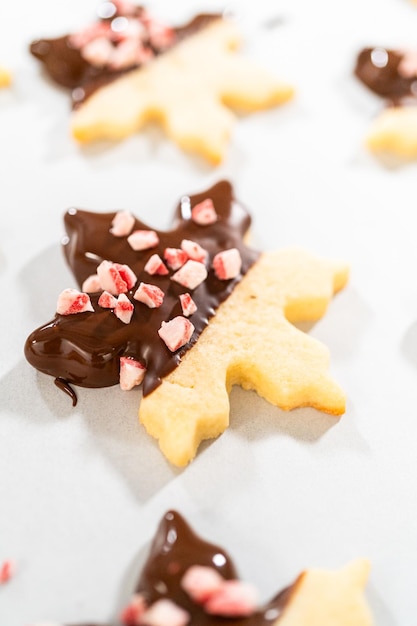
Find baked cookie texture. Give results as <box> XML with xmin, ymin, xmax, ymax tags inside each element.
<box><xmin>0</xmin><ymin>65</ymin><xmax>11</xmax><ymax>87</ymax></box>
<box><xmin>25</xmin><ymin>181</ymin><xmax>348</xmax><ymax>467</ymax></box>
<box><xmin>32</xmin><ymin>511</ymin><xmax>374</xmax><ymax>625</ymax></box>
<box><xmin>30</xmin><ymin>2</ymin><xmax>293</xmax><ymax>164</ymax></box>
<box><xmin>355</xmin><ymin>46</ymin><xmax>417</xmax><ymax>159</ymax></box>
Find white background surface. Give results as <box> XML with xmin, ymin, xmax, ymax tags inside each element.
<box><xmin>1</xmin><ymin>0</ymin><xmax>417</xmax><ymax>624</ymax></box>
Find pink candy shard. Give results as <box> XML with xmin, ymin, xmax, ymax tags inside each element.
<box><xmin>181</xmin><ymin>239</ymin><xmax>208</xmax><ymax>263</ymax></box>
<box><xmin>191</xmin><ymin>198</ymin><xmax>217</xmax><ymax>225</ymax></box>
<box><xmin>98</xmin><ymin>290</ymin><xmax>118</xmax><ymax>309</ymax></box>
<box><xmin>171</xmin><ymin>260</ymin><xmax>208</xmax><ymax>290</ymax></box>
<box><xmin>114</xmin><ymin>293</ymin><xmax>134</xmax><ymax>324</ymax></box>
<box><xmin>119</xmin><ymin>358</ymin><xmax>146</xmax><ymax>391</ymax></box>
<box><xmin>97</xmin><ymin>260</ymin><xmax>137</xmax><ymax>295</ymax></box>
<box><xmin>144</xmin><ymin>253</ymin><xmax>169</xmax><ymax>276</ymax></box>
<box><xmin>82</xmin><ymin>36</ymin><xmax>114</xmax><ymax>67</ymax></box>
<box><xmin>158</xmin><ymin>316</ymin><xmax>195</xmax><ymax>352</ymax></box>
<box><xmin>110</xmin><ymin>210</ymin><xmax>136</xmax><ymax>237</ymax></box>
<box><xmin>81</xmin><ymin>273</ymin><xmax>101</xmax><ymax>293</ymax></box>
<box><xmin>134</xmin><ymin>282</ymin><xmax>164</xmax><ymax>308</ymax></box>
<box><xmin>204</xmin><ymin>580</ymin><xmax>259</xmax><ymax>617</ymax></box>
<box><xmin>127</xmin><ymin>229</ymin><xmax>159</xmax><ymax>251</ymax></box>
<box><xmin>164</xmin><ymin>247</ymin><xmax>188</xmax><ymax>270</ymax></box>
<box><xmin>212</xmin><ymin>248</ymin><xmax>242</xmax><ymax>280</ymax></box>
<box><xmin>179</xmin><ymin>293</ymin><xmax>197</xmax><ymax>317</ymax></box>
<box><xmin>56</xmin><ymin>289</ymin><xmax>94</xmax><ymax>315</ymax></box>
<box><xmin>0</xmin><ymin>560</ymin><xmax>14</xmax><ymax>584</ymax></box>
<box><xmin>181</xmin><ymin>565</ymin><xmax>224</xmax><ymax>604</ymax></box>
<box><xmin>69</xmin><ymin>21</ymin><xmax>111</xmax><ymax>49</ymax></box>
<box><xmin>140</xmin><ymin>599</ymin><xmax>190</xmax><ymax>626</ymax></box>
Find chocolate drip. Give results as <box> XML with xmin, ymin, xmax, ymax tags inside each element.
<box><xmin>355</xmin><ymin>47</ymin><xmax>417</xmax><ymax>105</ymax></box>
<box><xmin>30</xmin><ymin>9</ymin><xmax>221</xmax><ymax>107</ymax></box>
<box><xmin>54</xmin><ymin>377</ymin><xmax>78</xmax><ymax>406</ymax></box>
<box><xmin>24</xmin><ymin>181</ymin><xmax>260</xmax><ymax>397</ymax></box>
<box><xmin>135</xmin><ymin>510</ymin><xmax>294</xmax><ymax>625</ymax></box>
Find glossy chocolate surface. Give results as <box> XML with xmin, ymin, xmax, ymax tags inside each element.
<box><xmin>30</xmin><ymin>5</ymin><xmax>220</xmax><ymax>106</ymax></box>
<box><xmin>24</xmin><ymin>181</ymin><xmax>260</xmax><ymax>397</ymax></box>
<box><xmin>355</xmin><ymin>47</ymin><xmax>417</xmax><ymax>105</ymax></box>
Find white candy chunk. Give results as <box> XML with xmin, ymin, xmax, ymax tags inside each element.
<box><xmin>212</xmin><ymin>248</ymin><xmax>242</xmax><ymax>280</ymax></box>
<box><xmin>110</xmin><ymin>210</ymin><xmax>135</xmax><ymax>237</ymax></box>
<box><xmin>114</xmin><ymin>293</ymin><xmax>134</xmax><ymax>324</ymax></box>
<box><xmin>144</xmin><ymin>253</ymin><xmax>169</xmax><ymax>275</ymax></box>
<box><xmin>97</xmin><ymin>260</ymin><xmax>137</xmax><ymax>295</ymax></box>
<box><xmin>191</xmin><ymin>198</ymin><xmax>217</xmax><ymax>225</ymax></box>
<box><xmin>158</xmin><ymin>316</ymin><xmax>194</xmax><ymax>352</ymax></box>
<box><xmin>181</xmin><ymin>239</ymin><xmax>208</xmax><ymax>263</ymax></box>
<box><xmin>179</xmin><ymin>293</ymin><xmax>197</xmax><ymax>317</ymax></box>
<box><xmin>134</xmin><ymin>282</ymin><xmax>164</xmax><ymax>308</ymax></box>
<box><xmin>171</xmin><ymin>260</ymin><xmax>208</xmax><ymax>290</ymax></box>
<box><xmin>164</xmin><ymin>247</ymin><xmax>188</xmax><ymax>270</ymax></box>
<box><xmin>127</xmin><ymin>229</ymin><xmax>159</xmax><ymax>251</ymax></box>
<box><xmin>98</xmin><ymin>290</ymin><xmax>118</xmax><ymax>309</ymax></box>
<box><xmin>56</xmin><ymin>289</ymin><xmax>94</xmax><ymax>315</ymax></box>
<box><xmin>140</xmin><ymin>599</ymin><xmax>190</xmax><ymax>626</ymax></box>
<box><xmin>119</xmin><ymin>357</ymin><xmax>146</xmax><ymax>391</ymax></box>
<box><xmin>181</xmin><ymin>565</ymin><xmax>224</xmax><ymax>604</ymax></box>
<box><xmin>81</xmin><ymin>274</ymin><xmax>101</xmax><ymax>293</ymax></box>
<box><xmin>205</xmin><ymin>580</ymin><xmax>259</xmax><ymax>617</ymax></box>
<box><xmin>81</xmin><ymin>37</ymin><xmax>114</xmax><ymax>67</ymax></box>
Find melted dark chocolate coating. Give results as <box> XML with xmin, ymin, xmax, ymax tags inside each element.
<box><xmin>24</xmin><ymin>181</ymin><xmax>260</xmax><ymax>397</ymax></box>
<box><xmin>30</xmin><ymin>8</ymin><xmax>220</xmax><ymax>106</ymax></box>
<box><xmin>355</xmin><ymin>47</ymin><xmax>417</xmax><ymax>105</ymax></box>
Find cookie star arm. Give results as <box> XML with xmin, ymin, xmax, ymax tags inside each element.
<box><xmin>366</xmin><ymin>105</ymin><xmax>417</xmax><ymax>158</ymax></box>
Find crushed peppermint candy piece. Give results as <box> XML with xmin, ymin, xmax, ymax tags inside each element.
<box><xmin>119</xmin><ymin>357</ymin><xmax>146</xmax><ymax>391</ymax></box>
<box><xmin>164</xmin><ymin>247</ymin><xmax>188</xmax><ymax>270</ymax></box>
<box><xmin>212</xmin><ymin>248</ymin><xmax>242</xmax><ymax>280</ymax></box>
<box><xmin>97</xmin><ymin>260</ymin><xmax>137</xmax><ymax>295</ymax></box>
<box><xmin>144</xmin><ymin>253</ymin><xmax>169</xmax><ymax>275</ymax></box>
<box><xmin>181</xmin><ymin>565</ymin><xmax>224</xmax><ymax>604</ymax></box>
<box><xmin>204</xmin><ymin>580</ymin><xmax>259</xmax><ymax>617</ymax></box>
<box><xmin>98</xmin><ymin>290</ymin><xmax>118</xmax><ymax>309</ymax></box>
<box><xmin>179</xmin><ymin>293</ymin><xmax>197</xmax><ymax>317</ymax></box>
<box><xmin>191</xmin><ymin>198</ymin><xmax>217</xmax><ymax>225</ymax></box>
<box><xmin>134</xmin><ymin>282</ymin><xmax>164</xmax><ymax>308</ymax></box>
<box><xmin>114</xmin><ymin>293</ymin><xmax>134</xmax><ymax>324</ymax></box>
<box><xmin>0</xmin><ymin>560</ymin><xmax>15</xmax><ymax>584</ymax></box>
<box><xmin>181</xmin><ymin>239</ymin><xmax>208</xmax><ymax>263</ymax></box>
<box><xmin>110</xmin><ymin>210</ymin><xmax>136</xmax><ymax>237</ymax></box>
<box><xmin>171</xmin><ymin>260</ymin><xmax>208</xmax><ymax>290</ymax></box>
<box><xmin>120</xmin><ymin>592</ymin><xmax>147</xmax><ymax>625</ymax></box>
<box><xmin>56</xmin><ymin>289</ymin><xmax>94</xmax><ymax>315</ymax></box>
<box><xmin>158</xmin><ymin>316</ymin><xmax>194</xmax><ymax>352</ymax></box>
<box><xmin>81</xmin><ymin>273</ymin><xmax>101</xmax><ymax>293</ymax></box>
<box><xmin>81</xmin><ymin>36</ymin><xmax>114</xmax><ymax>67</ymax></box>
<box><xmin>69</xmin><ymin>21</ymin><xmax>111</xmax><ymax>49</ymax></box>
<box><xmin>127</xmin><ymin>229</ymin><xmax>159</xmax><ymax>251</ymax></box>
<box><xmin>140</xmin><ymin>599</ymin><xmax>190</xmax><ymax>626</ymax></box>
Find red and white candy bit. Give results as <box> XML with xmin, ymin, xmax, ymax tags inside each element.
<box><xmin>81</xmin><ymin>36</ymin><xmax>114</xmax><ymax>67</ymax></box>
<box><xmin>109</xmin><ymin>39</ymin><xmax>153</xmax><ymax>70</ymax></box>
<box><xmin>144</xmin><ymin>253</ymin><xmax>169</xmax><ymax>276</ymax></box>
<box><xmin>191</xmin><ymin>198</ymin><xmax>217</xmax><ymax>225</ymax></box>
<box><xmin>140</xmin><ymin>599</ymin><xmax>190</xmax><ymax>626</ymax></box>
<box><xmin>0</xmin><ymin>559</ymin><xmax>14</xmax><ymax>584</ymax></box>
<box><xmin>120</xmin><ymin>592</ymin><xmax>148</xmax><ymax>625</ymax></box>
<box><xmin>212</xmin><ymin>248</ymin><xmax>242</xmax><ymax>280</ymax></box>
<box><xmin>146</xmin><ymin>20</ymin><xmax>176</xmax><ymax>49</ymax></box>
<box><xmin>98</xmin><ymin>290</ymin><xmax>118</xmax><ymax>309</ymax></box>
<box><xmin>164</xmin><ymin>247</ymin><xmax>188</xmax><ymax>271</ymax></box>
<box><xmin>69</xmin><ymin>21</ymin><xmax>111</xmax><ymax>49</ymax></box>
<box><xmin>171</xmin><ymin>260</ymin><xmax>208</xmax><ymax>290</ymax></box>
<box><xmin>81</xmin><ymin>273</ymin><xmax>101</xmax><ymax>293</ymax></box>
<box><xmin>114</xmin><ymin>293</ymin><xmax>134</xmax><ymax>324</ymax></box>
<box><xmin>113</xmin><ymin>0</ymin><xmax>140</xmax><ymax>16</ymax></box>
<box><xmin>179</xmin><ymin>293</ymin><xmax>197</xmax><ymax>317</ymax></box>
<box><xmin>127</xmin><ymin>229</ymin><xmax>159</xmax><ymax>251</ymax></box>
<box><xmin>181</xmin><ymin>565</ymin><xmax>224</xmax><ymax>604</ymax></box>
<box><xmin>181</xmin><ymin>239</ymin><xmax>208</xmax><ymax>263</ymax></box>
<box><xmin>134</xmin><ymin>282</ymin><xmax>164</xmax><ymax>308</ymax></box>
<box><xmin>97</xmin><ymin>260</ymin><xmax>137</xmax><ymax>295</ymax></box>
<box><xmin>56</xmin><ymin>289</ymin><xmax>94</xmax><ymax>315</ymax></box>
<box><xmin>204</xmin><ymin>580</ymin><xmax>259</xmax><ymax>617</ymax></box>
<box><xmin>119</xmin><ymin>358</ymin><xmax>146</xmax><ymax>391</ymax></box>
<box><xmin>110</xmin><ymin>209</ymin><xmax>135</xmax><ymax>237</ymax></box>
<box><xmin>158</xmin><ymin>316</ymin><xmax>194</xmax><ymax>352</ymax></box>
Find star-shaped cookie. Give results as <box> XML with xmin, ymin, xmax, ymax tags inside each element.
<box><xmin>25</xmin><ymin>181</ymin><xmax>348</xmax><ymax>466</ymax></box>
<box><xmin>30</xmin><ymin>1</ymin><xmax>294</xmax><ymax>163</ymax></box>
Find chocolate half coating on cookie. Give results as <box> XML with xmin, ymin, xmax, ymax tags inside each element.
<box><xmin>24</xmin><ymin>181</ymin><xmax>259</xmax><ymax>397</ymax></box>
<box><xmin>355</xmin><ymin>47</ymin><xmax>417</xmax><ymax>105</ymax></box>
